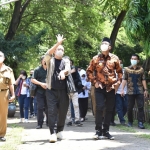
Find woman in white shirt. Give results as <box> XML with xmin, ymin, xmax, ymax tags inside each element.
<box><xmin>78</xmin><ymin>70</ymin><xmax>91</xmax><ymax>122</ymax></box>
<box><xmin>15</xmin><ymin>70</ymin><xmax>30</xmax><ymax>123</ymax></box>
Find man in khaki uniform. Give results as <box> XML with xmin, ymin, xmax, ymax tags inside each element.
<box><xmin>0</xmin><ymin>51</ymin><xmax>15</xmax><ymax>142</ymax></box>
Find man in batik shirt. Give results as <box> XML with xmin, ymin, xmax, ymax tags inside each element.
<box><xmin>86</xmin><ymin>37</ymin><xmax>122</xmax><ymax>140</ymax></box>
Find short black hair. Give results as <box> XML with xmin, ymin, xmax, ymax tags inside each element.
<box><xmin>131</xmin><ymin>54</ymin><xmax>140</xmax><ymax>60</ymax></box>
<box><xmin>102</xmin><ymin>37</ymin><xmax>111</xmax><ymax>45</ymax></box>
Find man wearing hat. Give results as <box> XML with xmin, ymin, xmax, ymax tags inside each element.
<box><xmin>86</xmin><ymin>37</ymin><xmax>122</xmax><ymax>140</ymax></box>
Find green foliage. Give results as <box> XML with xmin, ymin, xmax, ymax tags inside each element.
<box><xmin>0</xmin><ymin>29</ymin><xmax>47</xmax><ymax>77</ymax></box>
<box><xmin>114</xmin><ymin>44</ymin><xmax>143</xmax><ymax>67</ymax></box>
<box><xmin>124</xmin><ymin>0</ymin><xmax>150</xmax><ymax>57</ymax></box>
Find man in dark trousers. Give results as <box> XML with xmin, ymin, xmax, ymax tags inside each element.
<box><xmin>44</xmin><ymin>34</ymin><xmax>70</xmax><ymax>143</ymax></box>
<box><xmin>86</xmin><ymin>37</ymin><xmax>122</xmax><ymax>140</ymax></box>
<box><xmin>31</xmin><ymin>56</ymin><xmax>48</xmax><ymax>129</ymax></box>
<box><xmin>121</xmin><ymin>54</ymin><xmax>148</xmax><ymax>129</ymax></box>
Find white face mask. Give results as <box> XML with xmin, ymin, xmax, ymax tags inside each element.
<box><xmin>22</xmin><ymin>76</ymin><xmax>26</xmax><ymax>80</ymax></box>
<box><xmin>100</xmin><ymin>44</ymin><xmax>109</xmax><ymax>51</ymax></box>
<box><xmin>55</xmin><ymin>50</ymin><xmax>64</xmax><ymax>57</ymax></box>
<box><xmin>131</xmin><ymin>60</ymin><xmax>137</xmax><ymax>66</ymax></box>
<box><xmin>120</xmin><ymin>64</ymin><xmax>123</xmax><ymax>68</ymax></box>
<box><xmin>0</xmin><ymin>57</ymin><xmax>4</xmax><ymax>63</ymax></box>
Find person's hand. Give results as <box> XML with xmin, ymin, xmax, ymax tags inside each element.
<box><xmin>9</xmin><ymin>95</ymin><xmax>15</xmax><ymax>102</ymax></box>
<box><xmin>19</xmin><ymin>74</ymin><xmax>23</xmax><ymax>79</ymax></box>
<box><xmin>95</xmin><ymin>82</ymin><xmax>103</xmax><ymax>89</ymax></box>
<box><xmin>56</xmin><ymin>34</ymin><xmax>66</xmax><ymax>43</ymax></box>
<box><xmin>83</xmin><ymin>86</ymin><xmax>87</xmax><ymax>90</ymax></box>
<box><xmin>40</xmin><ymin>83</ymin><xmax>47</xmax><ymax>89</ymax></box>
<box><xmin>121</xmin><ymin>90</ymin><xmax>125</xmax><ymax>97</ymax></box>
<box><xmin>144</xmin><ymin>90</ymin><xmax>148</xmax><ymax>98</ymax></box>
<box><xmin>58</xmin><ymin>71</ymin><xmax>65</xmax><ymax>80</ymax></box>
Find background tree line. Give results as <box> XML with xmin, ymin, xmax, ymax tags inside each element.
<box><xmin>0</xmin><ymin>0</ymin><xmax>150</xmax><ymax>77</ymax></box>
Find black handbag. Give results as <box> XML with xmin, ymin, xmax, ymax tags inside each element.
<box><xmin>29</xmin><ymin>82</ymin><xmax>37</xmax><ymax>97</ymax></box>
<box><xmin>66</xmin><ymin>74</ymin><xmax>76</xmax><ymax>94</ymax></box>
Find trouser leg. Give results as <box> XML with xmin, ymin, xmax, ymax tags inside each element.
<box><xmin>72</xmin><ymin>92</ymin><xmax>80</xmax><ymax>121</ymax></box>
<box><xmin>18</xmin><ymin>94</ymin><xmax>26</xmax><ymax>118</ymax></box>
<box><xmin>24</xmin><ymin>97</ymin><xmax>30</xmax><ymax>119</ymax></box>
<box><xmin>136</xmin><ymin>94</ymin><xmax>144</xmax><ymax>122</ymax></box>
<box><xmin>36</xmin><ymin>92</ymin><xmax>46</xmax><ymax>126</ymax></box>
<box><xmin>95</xmin><ymin>88</ymin><xmax>105</xmax><ymax>131</ymax></box>
<box><xmin>0</xmin><ymin>90</ymin><xmax>9</xmax><ymax>137</ymax></box>
<box><xmin>103</xmin><ymin>89</ymin><xmax>115</xmax><ymax>131</ymax></box>
<box><xmin>57</xmin><ymin>90</ymin><xmax>69</xmax><ymax>132</ymax></box>
<box><xmin>127</xmin><ymin>95</ymin><xmax>135</xmax><ymax>123</ymax></box>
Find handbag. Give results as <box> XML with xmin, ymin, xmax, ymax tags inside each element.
<box><xmin>66</xmin><ymin>74</ymin><xmax>76</xmax><ymax>94</ymax></box>
<box><xmin>29</xmin><ymin>82</ymin><xmax>37</xmax><ymax>97</ymax></box>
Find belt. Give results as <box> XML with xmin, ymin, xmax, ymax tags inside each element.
<box><xmin>0</xmin><ymin>89</ymin><xmax>8</xmax><ymax>92</ymax></box>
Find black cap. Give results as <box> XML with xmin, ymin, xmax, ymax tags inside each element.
<box><xmin>102</xmin><ymin>37</ymin><xmax>111</xmax><ymax>45</ymax></box>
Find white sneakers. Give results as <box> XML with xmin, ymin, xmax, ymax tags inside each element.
<box><xmin>57</xmin><ymin>131</ymin><xmax>65</xmax><ymax>140</ymax></box>
<box><xmin>19</xmin><ymin>118</ymin><xmax>24</xmax><ymax>123</ymax></box>
<box><xmin>19</xmin><ymin>118</ymin><xmax>29</xmax><ymax>123</ymax></box>
<box><xmin>49</xmin><ymin>133</ymin><xmax>57</xmax><ymax>143</ymax></box>
<box><xmin>49</xmin><ymin>131</ymin><xmax>65</xmax><ymax>143</ymax></box>
<box><xmin>24</xmin><ymin>119</ymin><xmax>29</xmax><ymax>123</ymax></box>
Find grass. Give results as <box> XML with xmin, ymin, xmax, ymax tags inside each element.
<box><xmin>115</xmin><ymin>124</ymin><xmax>136</xmax><ymax>133</ymax></box>
<box><xmin>136</xmin><ymin>134</ymin><xmax>150</xmax><ymax>139</ymax></box>
<box><xmin>0</xmin><ymin>124</ymin><xmax>24</xmax><ymax>150</ymax></box>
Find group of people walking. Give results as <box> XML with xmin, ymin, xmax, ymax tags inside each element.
<box><xmin>0</xmin><ymin>35</ymin><xmax>148</xmax><ymax>143</ymax></box>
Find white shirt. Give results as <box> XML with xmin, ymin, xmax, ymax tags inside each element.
<box><xmin>20</xmin><ymin>81</ymin><xmax>27</xmax><ymax>95</ymax></box>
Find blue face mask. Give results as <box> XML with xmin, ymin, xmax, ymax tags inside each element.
<box><xmin>131</xmin><ymin>60</ymin><xmax>137</xmax><ymax>66</ymax></box>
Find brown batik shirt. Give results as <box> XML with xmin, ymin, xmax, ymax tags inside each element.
<box><xmin>123</xmin><ymin>66</ymin><xmax>145</xmax><ymax>95</ymax></box>
<box><xmin>86</xmin><ymin>53</ymin><xmax>122</xmax><ymax>92</ymax></box>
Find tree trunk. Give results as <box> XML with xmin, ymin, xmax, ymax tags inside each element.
<box><xmin>110</xmin><ymin>10</ymin><xmax>127</xmax><ymax>52</ymax></box>
<box><xmin>5</xmin><ymin>0</ymin><xmax>31</xmax><ymax>41</ymax></box>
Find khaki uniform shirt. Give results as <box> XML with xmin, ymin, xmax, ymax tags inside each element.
<box><xmin>0</xmin><ymin>64</ymin><xmax>15</xmax><ymax>89</ymax></box>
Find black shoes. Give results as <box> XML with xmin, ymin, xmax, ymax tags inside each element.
<box><xmin>93</xmin><ymin>130</ymin><xmax>103</xmax><ymax>140</ymax></box>
<box><xmin>138</xmin><ymin>122</ymin><xmax>145</xmax><ymax>129</ymax></box>
<box><xmin>0</xmin><ymin>137</ymin><xmax>6</xmax><ymax>142</ymax></box>
<box><xmin>67</xmin><ymin>122</ymin><xmax>72</xmax><ymax>126</ymax></box>
<box><xmin>74</xmin><ymin>121</ymin><xmax>83</xmax><ymax>127</ymax></box>
<box><xmin>36</xmin><ymin>125</ymin><xmax>42</xmax><ymax>129</ymax></box>
<box><xmin>93</xmin><ymin>130</ymin><xmax>114</xmax><ymax>140</ymax></box>
<box><xmin>127</xmin><ymin>122</ymin><xmax>133</xmax><ymax>127</ymax></box>
<box><xmin>103</xmin><ymin>130</ymin><xmax>114</xmax><ymax>140</ymax></box>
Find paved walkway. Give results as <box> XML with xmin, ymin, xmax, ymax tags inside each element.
<box><xmin>4</xmin><ymin>110</ymin><xmax>150</xmax><ymax>150</ymax></box>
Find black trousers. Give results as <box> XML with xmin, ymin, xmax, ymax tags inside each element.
<box><xmin>127</xmin><ymin>94</ymin><xmax>144</xmax><ymax>123</ymax></box>
<box><xmin>95</xmin><ymin>88</ymin><xmax>115</xmax><ymax>131</ymax></box>
<box><xmin>78</xmin><ymin>97</ymin><xmax>88</xmax><ymax>118</ymax></box>
<box><xmin>46</xmin><ymin>88</ymin><xmax>69</xmax><ymax>134</ymax></box>
<box><xmin>29</xmin><ymin>97</ymin><xmax>34</xmax><ymax>115</ymax></box>
<box><xmin>36</xmin><ymin>91</ymin><xmax>48</xmax><ymax>126</ymax></box>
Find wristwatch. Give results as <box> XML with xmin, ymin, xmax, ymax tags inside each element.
<box><xmin>144</xmin><ymin>89</ymin><xmax>148</xmax><ymax>91</ymax></box>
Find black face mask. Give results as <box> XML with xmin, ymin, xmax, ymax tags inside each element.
<box><xmin>30</xmin><ymin>74</ymin><xmax>32</xmax><ymax>77</ymax></box>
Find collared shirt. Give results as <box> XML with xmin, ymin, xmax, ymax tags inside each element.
<box><xmin>123</xmin><ymin>66</ymin><xmax>145</xmax><ymax>95</ymax></box>
<box><xmin>86</xmin><ymin>53</ymin><xmax>122</xmax><ymax>92</ymax></box>
<box><xmin>0</xmin><ymin>64</ymin><xmax>15</xmax><ymax>89</ymax></box>
<box><xmin>32</xmin><ymin>66</ymin><xmax>47</xmax><ymax>94</ymax></box>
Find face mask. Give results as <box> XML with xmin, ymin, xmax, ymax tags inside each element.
<box><xmin>131</xmin><ymin>60</ymin><xmax>137</xmax><ymax>66</ymax></box>
<box><xmin>55</xmin><ymin>50</ymin><xmax>64</xmax><ymax>57</ymax></box>
<box><xmin>100</xmin><ymin>44</ymin><xmax>109</xmax><ymax>51</ymax></box>
<box><xmin>0</xmin><ymin>57</ymin><xmax>4</xmax><ymax>63</ymax></box>
<box><xmin>120</xmin><ymin>64</ymin><xmax>123</xmax><ymax>68</ymax></box>
<box><xmin>22</xmin><ymin>76</ymin><xmax>26</xmax><ymax>80</ymax></box>
<box><xmin>30</xmin><ymin>74</ymin><xmax>32</xmax><ymax>77</ymax></box>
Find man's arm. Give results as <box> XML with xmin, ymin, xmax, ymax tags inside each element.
<box><xmin>86</xmin><ymin>59</ymin><xmax>96</xmax><ymax>85</ymax></box>
<box><xmin>142</xmin><ymin>80</ymin><xmax>148</xmax><ymax>98</ymax></box>
<box><xmin>9</xmin><ymin>84</ymin><xmax>15</xmax><ymax>102</ymax></box>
